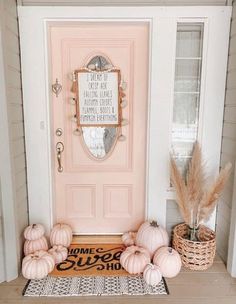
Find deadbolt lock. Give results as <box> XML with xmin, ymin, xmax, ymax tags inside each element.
<box><xmin>56</xmin><ymin>128</ymin><xmax>63</xmax><ymax>137</ymax></box>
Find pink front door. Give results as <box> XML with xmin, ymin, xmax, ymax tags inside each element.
<box><xmin>50</xmin><ymin>22</ymin><xmax>149</xmax><ymax>234</ymax></box>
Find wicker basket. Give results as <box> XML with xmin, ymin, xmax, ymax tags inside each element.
<box><xmin>173</xmin><ymin>223</ymin><xmax>216</xmax><ymax>271</ymax></box>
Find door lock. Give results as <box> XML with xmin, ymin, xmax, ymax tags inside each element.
<box><xmin>56</xmin><ymin>128</ymin><xmax>63</xmax><ymax>137</ymax></box>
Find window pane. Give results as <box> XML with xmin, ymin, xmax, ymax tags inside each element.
<box><xmin>175</xmin><ymin>59</ymin><xmax>201</xmax><ymax>92</ymax></box>
<box><xmin>176</xmin><ymin>25</ymin><xmax>203</xmax><ymax>58</ymax></box>
<box><xmin>171</xmin><ymin>23</ymin><xmax>204</xmax><ymax>175</ymax></box>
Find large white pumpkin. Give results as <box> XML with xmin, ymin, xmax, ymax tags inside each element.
<box><xmin>153</xmin><ymin>246</ymin><xmax>181</xmax><ymax>278</ymax></box>
<box><xmin>143</xmin><ymin>263</ymin><xmax>162</xmax><ymax>286</ymax></box>
<box><xmin>24</xmin><ymin>224</ymin><xmax>45</xmax><ymax>241</ymax></box>
<box><xmin>24</xmin><ymin>236</ymin><xmax>48</xmax><ymax>255</ymax></box>
<box><xmin>136</xmin><ymin>221</ymin><xmax>169</xmax><ymax>257</ymax></box>
<box><xmin>48</xmin><ymin>245</ymin><xmax>68</xmax><ymax>264</ymax></box>
<box><xmin>22</xmin><ymin>250</ymin><xmax>55</xmax><ymax>279</ymax></box>
<box><xmin>50</xmin><ymin>223</ymin><xmax>72</xmax><ymax>248</ymax></box>
<box><xmin>120</xmin><ymin>245</ymin><xmax>150</xmax><ymax>274</ymax></box>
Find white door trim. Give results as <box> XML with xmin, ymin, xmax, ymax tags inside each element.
<box><xmin>0</xmin><ymin>9</ymin><xmax>18</xmax><ymax>281</ymax></box>
<box><xmin>18</xmin><ymin>6</ymin><xmax>231</xmax><ymax>234</ymax></box>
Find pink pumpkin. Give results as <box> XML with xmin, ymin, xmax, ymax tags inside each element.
<box><xmin>24</xmin><ymin>224</ymin><xmax>45</xmax><ymax>241</ymax></box>
<box><xmin>136</xmin><ymin>220</ymin><xmax>169</xmax><ymax>257</ymax></box>
<box><xmin>22</xmin><ymin>250</ymin><xmax>55</xmax><ymax>279</ymax></box>
<box><xmin>153</xmin><ymin>246</ymin><xmax>181</xmax><ymax>278</ymax></box>
<box><xmin>48</xmin><ymin>245</ymin><xmax>68</xmax><ymax>264</ymax></box>
<box><xmin>143</xmin><ymin>263</ymin><xmax>162</xmax><ymax>286</ymax></box>
<box><xmin>24</xmin><ymin>236</ymin><xmax>48</xmax><ymax>255</ymax></box>
<box><xmin>50</xmin><ymin>223</ymin><xmax>72</xmax><ymax>248</ymax></box>
<box><xmin>120</xmin><ymin>245</ymin><xmax>150</xmax><ymax>274</ymax></box>
<box><xmin>122</xmin><ymin>231</ymin><xmax>136</xmax><ymax>247</ymax></box>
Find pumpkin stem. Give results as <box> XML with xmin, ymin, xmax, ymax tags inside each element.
<box><xmin>148</xmin><ymin>263</ymin><xmax>154</xmax><ymax>269</ymax></box>
<box><xmin>32</xmin><ymin>224</ymin><xmax>36</xmax><ymax>228</ymax></box>
<box><xmin>168</xmin><ymin>248</ymin><xmax>173</xmax><ymax>254</ymax></box>
<box><xmin>150</xmin><ymin>220</ymin><xmax>159</xmax><ymax>228</ymax></box>
<box><xmin>134</xmin><ymin>250</ymin><xmax>140</xmax><ymax>255</ymax></box>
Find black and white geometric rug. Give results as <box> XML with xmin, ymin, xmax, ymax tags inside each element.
<box><xmin>23</xmin><ymin>275</ymin><xmax>169</xmax><ymax>296</ymax></box>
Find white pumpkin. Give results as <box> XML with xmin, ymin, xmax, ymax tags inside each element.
<box><xmin>50</xmin><ymin>223</ymin><xmax>72</xmax><ymax>248</ymax></box>
<box><xmin>22</xmin><ymin>250</ymin><xmax>55</xmax><ymax>279</ymax></box>
<box><xmin>136</xmin><ymin>220</ymin><xmax>169</xmax><ymax>257</ymax></box>
<box><xmin>143</xmin><ymin>263</ymin><xmax>162</xmax><ymax>286</ymax></box>
<box><xmin>122</xmin><ymin>231</ymin><xmax>136</xmax><ymax>247</ymax></box>
<box><xmin>48</xmin><ymin>245</ymin><xmax>68</xmax><ymax>264</ymax></box>
<box><xmin>120</xmin><ymin>245</ymin><xmax>150</xmax><ymax>274</ymax></box>
<box><xmin>24</xmin><ymin>236</ymin><xmax>48</xmax><ymax>256</ymax></box>
<box><xmin>153</xmin><ymin>246</ymin><xmax>181</xmax><ymax>278</ymax></box>
<box><xmin>24</xmin><ymin>224</ymin><xmax>45</xmax><ymax>241</ymax></box>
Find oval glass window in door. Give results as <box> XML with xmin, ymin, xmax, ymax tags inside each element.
<box><xmin>72</xmin><ymin>55</ymin><xmax>127</xmax><ymax>160</ymax></box>
<box><xmin>82</xmin><ymin>126</ymin><xmax>117</xmax><ymax>159</ymax></box>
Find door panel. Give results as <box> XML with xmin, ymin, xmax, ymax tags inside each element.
<box><xmin>50</xmin><ymin>22</ymin><xmax>149</xmax><ymax>233</ymax></box>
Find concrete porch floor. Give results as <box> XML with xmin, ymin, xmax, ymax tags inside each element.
<box><xmin>0</xmin><ymin>254</ymin><xmax>236</xmax><ymax>304</ymax></box>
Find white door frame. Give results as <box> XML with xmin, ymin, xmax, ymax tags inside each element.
<box><xmin>18</xmin><ymin>6</ymin><xmax>231</xmax><ymax>234</ymax></box>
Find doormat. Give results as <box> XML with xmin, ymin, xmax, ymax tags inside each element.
<box><xmin>23</xmin><ymin>275</ymin><xmax>169</xmax><ymax>296</ymax></box>
<box><xmin>51</xmin><ymin>243</ymin><xmax>127</xmax><ymax>276</ymax></box>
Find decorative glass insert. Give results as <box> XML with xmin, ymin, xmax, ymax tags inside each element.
<box><xmin>171</xmin><ymin>23</ymin><xmax>204</xmax><ymax>176</ymax></box>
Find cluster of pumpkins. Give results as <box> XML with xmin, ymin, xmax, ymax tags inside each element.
<box><xmin>120</xmin><ymin>220</ymin><xmax>182</xmax><ymax>286</ymax></box>
<box><xmin>22</xmin><ymin>223</ymin><xmax>72</xmax><ymax>280</ymax></box>
<box><xmin>22</xmin><ymin>220</ymin><xmax>181</xmax><ymax>285</ymax></box>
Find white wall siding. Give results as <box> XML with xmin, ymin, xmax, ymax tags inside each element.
<box><xmin>216</xmin><ymin>0</ymin><xmax>236</xmax><ymax>263</ymax></box>
<box><xmin>0</xmin><ymin>187</ymin><xmax>6</xmax><ymax>282</ymax></box>
<box><xmin>1</xmin><ymin>0</ymin><xmax>28</xmax><ymax>269</ymax></box>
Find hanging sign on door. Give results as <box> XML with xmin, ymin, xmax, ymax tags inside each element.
<box><xmin>75</xmin><ymin>69</ymin><xmax>122</xmax><ymax>127</ymax></box>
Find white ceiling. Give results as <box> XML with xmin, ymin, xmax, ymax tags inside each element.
<box><xmin>18</xmin><ymin>0</ymin><xmax>231</xmax><ymax>6</ymax></box>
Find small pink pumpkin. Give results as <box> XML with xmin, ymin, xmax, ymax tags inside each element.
<box><xmin>143</xmin><ymin>263</ymin><xmax>162</xmax><ymax>286</ymax></box>
<box><xmin>153</xmin><ymin>246</ymin><xmax>181</xmax><ymax>278</ymax></box>
<box><xmin>50</xmin><ymin>223</ymin><xmax>72</xmax><ymax>248</ymax></box>
<box><xmin>24</xmin><ymin>224</ymin><xmax>45</xmax><ymax>241</ymax></box>
<box><xmin>48</xmin><ymin>245</ymin><xmax>68</xmax><ymax>264</ymax></box>
<box><xmin>22</xmin><ymin>250</ymin><xmax>55</xmax><ymax>279</ymax></box>
<box><xmin>136</xmin><ymin>220</ymin><xmax>169</xmax><ymax>257</ymax></box>
<box><xmin>122</xmin><ymin>231</ymin><xmax>136</xmax><ymax>247</ymax></box>
<box><xmin>24</xmin><ymin>236</ymin><xmax>48</xmax><ymax>255</ymax></box>
<box><xmin>120</xmin><ymin>245</ymin><xmax>150</xmax><ymax>274</ymax></box>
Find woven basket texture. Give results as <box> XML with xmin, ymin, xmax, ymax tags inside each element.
<box><xmin>173</xmin><ymin>223</ymin><xmax>216</xmax><ymax>271</ymax></box>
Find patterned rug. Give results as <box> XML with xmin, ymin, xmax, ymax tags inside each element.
<box><xmin>23</xmin><ymin>275</ymin><xmax>169</xmax><ymax>296</ymax></box>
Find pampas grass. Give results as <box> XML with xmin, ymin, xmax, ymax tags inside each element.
<box><xmin>170</xmin><ymin>142</ymin><xmax>231</xmax><ymax>233</ymax></box>
<box><xmin>170</xmin><ymin>158</ymin><xmax>190</xmax><ymax>225</ymax></box>
<box><xmin>197</xmin><ymin>162</ymin><xmax>232</xmax><ymax>224</ymax></box>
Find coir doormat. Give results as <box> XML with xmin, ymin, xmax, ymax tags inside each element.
<box><xmin>51</xmin><ymin>244</ymin><xmax>127</xmax><ymax>276</ymax></box>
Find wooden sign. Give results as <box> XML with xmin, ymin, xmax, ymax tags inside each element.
<box><xmin>75</xmin><ymin>69</ymin><xmax>122</xmax><ymax>127</ymax></box>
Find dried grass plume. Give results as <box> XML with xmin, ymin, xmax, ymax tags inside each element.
<box><xmin>170</xmin><ymin>142</ymin><xmax>231</xmax><ymax>229</ymax></box>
